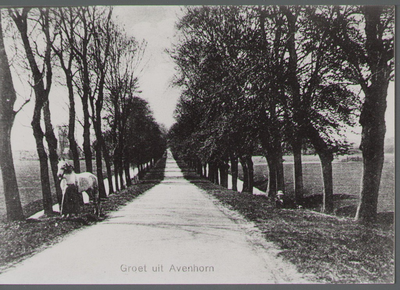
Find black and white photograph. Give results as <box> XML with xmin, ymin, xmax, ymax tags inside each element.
<box><xmin>0</xmin><ymin>2</ymin><xmax>395</xmax><ymax>284</ymax></box>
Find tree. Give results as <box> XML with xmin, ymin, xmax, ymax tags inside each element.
<box><xmin>171</xmin><ymin>6</ymin><xmax>260</xmax><ymax>193</ymax></box>
<box><xmin>125</xmin><ymin>97</ymin><xmax>163</xmax><ymax>166</ymax></box>
<box><xmin>280</xmin><ymin>6</ymin><xmax>305</xmax><ymax>203</ymax></box>
<box><xmin>68</xmin><ymin>7</ymin><xmax>94</xmax><ymax>173</ymax></box>
<box><xmin>270</xmin><ymin>6</ymin><xmax>359</xmax><ymax>213</ymax></box>
<box><xmin>39</xmin><ymin>9</ymin><xmax>62</xmax><ymax>206</ymax></box>
<box><xmin>88</xmin><ymin>7</ymin><xmax>113</xmax><ymax>198</ymax></box>
<box><xmin>0</xmin><ymin>11</ymin><xmax>25</xmax><ymax>221</ymax></box>
<box><xmin>103</xmin><ymin>22</ymin><xmax>145</xmax><ymax>191</ymax></box>
<box><xmin>52</xmin><ymin>7</ymin><xmax>81</xmax><ymax>172</ymax></box>
<box><xmin>326</xmin><ymin>6</ymin><xmax>394</xmax><ymax>222</ymax></box>
<box><xmin>9</xmin><ymin>8</ymin><xmax>57</xmax><ymax>215</ymax></box>
<box><xmin>171</xmin><ymin>6</ymin><xmax>360</xmax><ymax>213</ymax></box>
<box><xmin>56</xmin><ymin>6</ymin><xmax>114</xmax><ymax>197</ymax></box>
<box><xmin>253</xmin><ymin>6</ymin><xmax>287</xmax><ymax>197</ymax></box>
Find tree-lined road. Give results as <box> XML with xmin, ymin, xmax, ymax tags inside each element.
<box><xmin>0</xmin><ymin>150</ymin><xmax>309</xmax><ymax>284</ymax></box>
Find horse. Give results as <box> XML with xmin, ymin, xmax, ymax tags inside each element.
<box><xmin>57</xmin><ymin>158</ymin><xmax>100</xmax><ymax>217</ymax></box>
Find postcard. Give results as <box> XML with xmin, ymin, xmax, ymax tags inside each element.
<box><xmin>0</xmin><ymin>2</ymin><xmax>395</xmax><ymax>285</ymax></box>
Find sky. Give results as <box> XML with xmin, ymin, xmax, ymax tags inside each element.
<box><xmin>6</xmin><ymin>6</ymin><xmax>396</xmax><ymax>152</ymax></box>
<box><xmin>112</xmin><ymin>6</ymin><xmax>184</xmax><ymax>129</ymax></box>
<box><xmin>10</xmin><ymin>6</ymin><xmax>184</xmax><ymax>151</ymax></box>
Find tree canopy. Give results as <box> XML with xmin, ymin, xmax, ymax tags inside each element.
<box><xmin>169</xmin><ymin>5</ymin><xmax>393</xmax><ymax>221</ymax></box>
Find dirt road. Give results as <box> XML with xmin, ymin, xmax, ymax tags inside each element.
<box><xmin>0</xmin><ymin>150</ymin><xmax>310</xmax><ymax>284</ymax></box>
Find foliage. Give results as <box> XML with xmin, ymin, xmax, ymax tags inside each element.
<box><xmin>169</xmin><ymin>5</ymin><xmax>393</xmax><ymax>216</ymax></box>
<box><xmin>124</xmin><ymin>97</ymin><xmax>167</xmax><ymax>165</ymax></box>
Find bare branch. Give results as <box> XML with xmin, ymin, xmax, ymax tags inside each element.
<box><xmin>13</xmin><ymin>98</ymin><xmax>31</xmax><ymax>115</ymax></box>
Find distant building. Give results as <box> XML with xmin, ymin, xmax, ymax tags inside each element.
<box><xmin>57</xmin><ymin>125</ymin><xmax>69</xmax><ymax>156</ymax></box>
<box><xmin>57</xmin><ymin>125</ymin><xmax>84</xmax><ymax>159</ymax></box>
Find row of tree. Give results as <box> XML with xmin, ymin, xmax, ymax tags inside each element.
<box><xmin>0</xmin><ymin>7</ymin><xmax>166</xmax><ymax>221</ymax></box>
<box><xmin>168</xmin><ymin>6</ymin><xmax>394</xmax><ymax>223</ymax></box>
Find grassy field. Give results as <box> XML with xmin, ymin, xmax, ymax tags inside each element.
<box><xmin>239</xmin><ymin>153</ymin><xmax>394</xmax><ymax>214</ymax></box>
<box><xmin>176</xmin><ymin>158</ymin><xmax>394</xmax><ymax>283</ymax></box>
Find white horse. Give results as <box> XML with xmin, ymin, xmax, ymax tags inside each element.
<box><xmin>57</xmin><ymin>159</ymin><xmax>100</xmax><ymax>216</ymax></box>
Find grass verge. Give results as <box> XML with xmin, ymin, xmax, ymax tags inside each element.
<box><xmin>175</xmin><ymin>158</ymin><xmax>394</xmax><ymax>284</ymax></box>
<box><xmin>0</xmin><ymin>156</ymin><xmax>166</xmax><ymax>274</ymax></box>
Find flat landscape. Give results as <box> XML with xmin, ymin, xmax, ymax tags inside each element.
<box><xmin>240</xmin><ymin>153</ymin><xmax>394</xmax><ymax>214</ymax></box>
<box><xmin>0</xmin><ymin>154</ymin><xmax>394</xmax><ymax>217</ymax></box>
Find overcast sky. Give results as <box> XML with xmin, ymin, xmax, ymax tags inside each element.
<box><xmin>10</xmin><ymin>6</ymin><xmax>184</xmax><ymax>151</ymax></box>
<box><xmin>112</xmin><ymin>6</ymin><xmax>184</xmax><ymax>129</ymax></box>
<box><xmin>8</xmin><ymin>6</ymin><xmax>395</xmax><ymax>152</ymax></box>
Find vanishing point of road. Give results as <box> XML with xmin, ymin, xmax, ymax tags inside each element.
<box><xmin>0</xmin><ymin>150</ymin><xmax>310</xmax><ymax>284</ymax></box>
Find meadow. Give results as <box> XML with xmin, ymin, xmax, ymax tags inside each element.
<box><xmin>238</xmin><ymin>153</ymin><xmax>395</xmax><ymax>214</ymax></box>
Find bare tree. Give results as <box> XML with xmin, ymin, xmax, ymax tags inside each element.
<box><xmin>88</xmin><ymin>7</ymin><xmax>113</xmax><ymax>198</ymax></box>
<box><xmin>66</xmin><ymin>7</ymin><xmax>94</xmax><ymax>173</ymax></box>
<box><xmin>9</xmin><ymin>8</ymin><xmax>58</xmax><ymax>215</ymax></box>
<box><xmin>52</xmin><ymin>7</ymin><xmax>81</xmax><ymax>172</ymax></box>
<box><xmin>104</xmin><ymin>23</ymin><xmax>146</xmax><ymax>191</ymax></box>
<box><xmin>0</xmin><ymin>11</ymin><xmax>25</xmax><ymax>221</ymax></box>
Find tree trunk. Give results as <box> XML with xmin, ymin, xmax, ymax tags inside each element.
<box><xmin>213</xmin><ymin>163</ymin><xmax>219</xmax><ymax>185</ymax></box>
<box><xmin>0</xmin><ymin>17</ymin><xmax>24</xmax><ymax>220</ymax></box>
<box><xmin>119</xmin><ymin>158</ymin><xmax>124</xmax><ymax>188</ymax></box>
<box><xmin>265</xmin><ymin>152</ymin><xmax>277</xmax><ymax>197</ymax></box>
<box><xmin>39</xmin><ymin>8</ymin><xmax>62</xmax><ymax>207</ymax></box>
<box><xmin>304</xmin><ymin>122</ymin><xmax>335</xmax><ymax>213</ymax></box>
<box><xmin>82</xmin><ymin>96</ymin><xmax>93</xmax><ymax>172</ymax></box>
<box><xmin>94</xmin><ymin>140</ymin><xmax>106</xmax><ymax>198</ymax></box>
<box><xmin>356</xmin><ymin>87</ymin><xmax>387</xmax><ymax>222</ymax></box>
<box><xmin>197</xmin><ymin>160</ymin><xmax>203</xmax><ymax>176</ymax></box>
<box><xmin>102</xmin><ymin>142</ymin><xmax>114</xmax><ymax>194</ymax></box>
<box><xmin>113</xmin><ymin>158</ymin><xmax>120</xmax><ymax>191</ymax></box>
<box><xmin>239</xmin><ymin>157</ymin><xmax>249</xmax><ymax>193</ymax></box>
<box><xmin>138</xmin><ymin>164</ymin><xmax>142</xmax><ymax>180</ymax></box>
<box><xmin>66</xmin><ymin>75</ymin><xmax>81</xmax><ymax>173</ymax></box>
<box><xmin>93</xmin><ymin>98</ymin><xmax>107</xmax><ymax>197</ymax></box>
<box><xmin>113</xmin><ymin>146</ymin><xmax>120</xmax><ymax>190</ymax></box>
<box><xmin>246</xmin><ymin>156</ymin><xmax>254</xmax><ymax>194</ymax></box>
<box><xmin>355</xmin><ymin>6</ymin><xmax>391</xmax><ymax>223</ymax></box>
<box><xmin>43</xmin><ymin>101</ymin><xmax>62</xmax><ymax>206</ymax></box>
<box><xmin>118</xmin><ymin>140</ymin><xmax>125</xmax><ymax>188</ymax></box>
<box><xmin>292</xmin><ymin>137</ymin><xmax>304</xmax><ymax>203</ymax></box>
<box><xmin>124</xmin><ymin>161</ymin><xmax>131</xmax><ymax>187</ymax></box>
<box><xmin>208</xmin><ymin>163</ymin><xmax>214</xmax><ymax>183</ymax></box>
<box><xmin>260</xmin><ymin>127</ymin><xmax>283</xmax><ymax>196</ymax></box>
<box><xmin>219</xmin><ymin>161</ymin><xmax>229</xmax><ymax>188</ymax></box>
<box><xmin>276</xmin><ymin>142</ymin><xmax>285</xmax><ymax>192</ymax></box>
<box><xmin>270</xmin><ymin>99</ymin><xmax>285</xmax><ymax>193</ymax></box>
<box><xmin>319</xmin><ymin>152</ymin><xmax>334</xmax><ymax>214</ymax></box>
<box><xmin>10</xmin><ymin>9</ymin><xmax>54</xmax><ymax>215</ymax></box>
<box><xmin>283</xmin><ymin>6</ymin><xmax>304</xmax><ymax>203</ymax></box>
<box><xmin>75</xmin><ymin>9</ymin><xmax>93</xmax><ymax>174</ymax></box>
<box><xmin>230</xmin><ymin>154</ymin><xmax>238</xmax><ymax>191</ymax></box>
<box><xmin>32</xmin><ymin>112</ymin><xmax>53</xmax><ymax>215</ymax></box>
<box><xmin>0</xmin><ymin>118</ymin><xmax>24</xmax><ymax>221</ymax></box>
